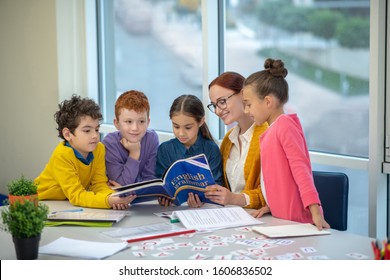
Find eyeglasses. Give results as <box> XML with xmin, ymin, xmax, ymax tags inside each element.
<box><xmin>207</xmin><ymin>91</ymin><xmax>239</xmax><ymax>113</ymax></box>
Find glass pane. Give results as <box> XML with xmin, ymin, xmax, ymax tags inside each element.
<box><xmin>225</xmin><ymin>0</ymin><xmax>370</xmax><ymax>158</ymax></box>
<box><xmin>104</xmin><ymin>0</ymin><xmax>202</xmax><ymax>132</ymax></box>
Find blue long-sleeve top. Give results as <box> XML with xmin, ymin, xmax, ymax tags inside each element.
<box><xmin>156</xmin><ymin>132</ymin><xmax>223</xmax><ymax>185</ymax></box>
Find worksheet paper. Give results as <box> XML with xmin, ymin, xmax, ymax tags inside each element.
<box><xmin>173</xmin><ymin>206</ymin><xmax>263</xmax><ymax>231</ymax></box>
<box><xmin>39</xmin><ymin>237</ymin><xmax>128</xmax><ymax>259</ymax></box>
<box><xmin>102</xmin><ymin>222</ymin><xmax>191</xmax><ymax>241</ymax></box>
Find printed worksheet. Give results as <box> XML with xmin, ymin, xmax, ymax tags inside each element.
<box><xmin>173</xmin><ymin>206</ymin><xmax>263</xmax><ymax>231</ymax></box>
<box><xmin>102</xmin><ymin>222</ymin><xmax>193</xmax><ymax>242</ymax></box>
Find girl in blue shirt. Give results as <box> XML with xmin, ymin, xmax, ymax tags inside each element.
<box><xmin>156</xmin><ymin>94</ymin><xmax>223</xmax><ymax>206</ymax></box>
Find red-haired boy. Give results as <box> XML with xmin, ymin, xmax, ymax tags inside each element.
<box><xmin>102</xmin><ymin>90</ymin><xmax>159</xmax><ymax>186</ymax></box>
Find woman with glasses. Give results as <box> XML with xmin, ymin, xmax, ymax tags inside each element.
<box><xmin>187</xmin><ymin>72</ymin><xmax>269</xmax><ymax>211</ymax></box>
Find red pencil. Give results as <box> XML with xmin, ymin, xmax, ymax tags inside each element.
<box><xmin>371</xmin><ymin>241</ymin><xmax>381</xmax><ymax>260</ymax></box>
<box><xmin>126</xmin><ymin>229</ymin><xmax>196</xmax><ymax>243</ymax></box>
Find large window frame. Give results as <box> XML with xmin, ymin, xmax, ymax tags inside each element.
<box><xmin>61</xmin><ymin>0</ymin><xmax>388</xmax><ymax>239</ymax></box>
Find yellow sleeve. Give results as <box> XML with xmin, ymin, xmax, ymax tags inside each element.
<box><xmin>219</xmin><ymin>129</ymin><xmax>233</xmax><ymax>190</ymax></box>
<box><xmin>242</xmin><ymin>123</ymin><xmax>268</xmax><ymax>209</ymax></box>
<box><xmin>243</xmin><ymin>187</ymin><xmax>265</xmax><ymax>209</ymax></box>
<box><xmin>37</xmin><ymin>143</ymin><xmax>113</xmax><ymax>208</ymax></box>
<box><xmin>88</xmin><ymin>143</ymin><xmax>114</xmax><ymax>195</ymax></box>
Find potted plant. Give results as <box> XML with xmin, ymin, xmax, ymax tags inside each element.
<box><xmin>7</xmin><ymin>175</ymin><xmax>38</xmax><ymax>206</ymax></box>
<box><xmin>1</xmin><ymin>199</ymin><xmax>48</xmax><ymax>259</ymax></box>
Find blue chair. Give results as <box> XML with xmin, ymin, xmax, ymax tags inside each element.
<box><xmin>312</xmin><ymin>171</ymin><xmax>349</xmax><ymax>231</ymax></box>
<box><xmin>0</xmin><ymin>193</ymin><xmax>7</xmax><ymax>206</ymax></box>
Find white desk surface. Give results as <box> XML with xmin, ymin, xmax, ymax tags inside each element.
<box><xmin>0</xmin><ymin>201</ymin><xmax>374</xmax><ymax>260</ymax></box>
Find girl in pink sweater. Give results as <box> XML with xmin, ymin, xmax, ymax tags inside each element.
<box><xmin>242</xmin><ymin>58</ymin><xmax>329</xmax><ymax>230</ymax></box>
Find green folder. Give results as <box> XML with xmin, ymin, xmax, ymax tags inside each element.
<box><xmin>45</xmin><ymin>221</ymin><xmax>113</xmax><ymax>227</ymax></box>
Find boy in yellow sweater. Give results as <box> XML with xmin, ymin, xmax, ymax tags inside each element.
<box><xmin>35</xmin><ymin>95</ymin><xmax>135</xmax><ymax>209</ymax></box>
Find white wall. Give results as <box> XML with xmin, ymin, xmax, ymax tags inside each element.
<box><xmin>0</xmin><ymin>0</ymin><xmax>60</xmax><ymax>194</ymax></box>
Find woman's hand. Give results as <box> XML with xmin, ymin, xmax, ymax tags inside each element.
<box><xmin>250</xmin><ymin>205</ymin><xmax>270</xmax><ymax>218</ymax></box>
<box><xmin>204</xmin><ymin>184</ymin><xmax>247</xmax><ymax>206</ymax></box>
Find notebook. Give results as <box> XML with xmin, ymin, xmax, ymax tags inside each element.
<box><xmin>47</xmin><ymin>211</ymin><xmax>126</xmax><ymax>223</ymax></box>
<box><xmin>252</xmin><ymin>223</ymin><xmax>331</xmax><ymax>238</ymax></box>
<box><xmin>45</xmin><ymin>221</ymin><xmax>114</xmax><ymax>227</ymax></box>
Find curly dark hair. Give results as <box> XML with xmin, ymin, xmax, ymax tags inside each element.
<box><xmin>54</xmin><ymin>95</ymin><xmax>103</xmax><ymax>140</ymax></box>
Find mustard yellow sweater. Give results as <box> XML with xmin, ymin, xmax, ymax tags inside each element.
<box><xmin>35</xmin><ymin>141</ymin><xmax>114</xmax><ymax>208</ymax></box>
<box><xmin>220</xmin><ymin>123</ymin><xmax>268</xmax><ymax>209</ymax></box>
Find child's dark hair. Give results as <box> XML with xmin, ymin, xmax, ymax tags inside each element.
<box><xmin>54</xmin><ymin>94</ymin><xmax>102</xmax><ymax>140</ymax></box>
<box><xmin>244</xmin><ymin>58</ymin><xmax>289</xmax><ymax>105</ymax></box>
<box><xmin>169</xmin><ymin>94</ymin><xmax>214</xmax><ymax>141</ymax></box>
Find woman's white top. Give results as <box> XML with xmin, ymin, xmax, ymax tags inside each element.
<box><xmin>226</xmin><ymin>123</ymin><xmax>256</xmax><ymax>206</ymax></box>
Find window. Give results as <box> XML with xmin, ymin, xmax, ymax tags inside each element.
<box><xmin>95</xmin><ymin>0</ymin><xmax>388</xmax><ymax>238</ymax></box>
<box><xmin>222</xmin><ymin>0</ymin><xmax>372</xmax><ymax>237</ymax></box>
<box><xmin>225</xmin><ymin>0</ymin><xmax>370</xmax><ymax>158</ymax></box>
<box><xmin>97</xmin><ymin>0</ymin><xmax>203</xmax><ymax>133</ymax></box>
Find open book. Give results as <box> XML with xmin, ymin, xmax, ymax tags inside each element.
<box><xmin>110</xmin><ymin>154</ymin><xmax>217</xmax><ymax>206</ymax></box>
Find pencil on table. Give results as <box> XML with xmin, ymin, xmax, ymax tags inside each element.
<box><xmin>371</xmin><ymin>240</ymin><xmax>381</xmax><ymax>260</ymax></box>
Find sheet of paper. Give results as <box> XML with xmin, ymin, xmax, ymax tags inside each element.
<box><xmin>102</xmin><ymin>222</ymin><xmax>190</xmax><ymax>241</ymax></box>
<box><xmin>39</xmin><ymin>237</ymin><xmax>128</xmax><ymax>259</ymax></box>
<box><xmin>173</xmin><ymin>206</ymin><xmax>263</xmax><ymax>231</ymax></box>
<box><xmin>252</xmin><ymin>223</ymin><xmax>331</xmax><ymax>238</ymax></box>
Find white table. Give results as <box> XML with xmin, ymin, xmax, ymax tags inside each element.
<box><xmin>0</xmin><ymin>201</ymin><xmax>375</xmax><ymax>260</ymax></box>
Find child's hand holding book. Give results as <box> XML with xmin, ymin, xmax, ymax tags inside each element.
<box><xmin>108</xmin><ymin>194</ymin><xmax>137</xmax><ymax>210</ymax></box>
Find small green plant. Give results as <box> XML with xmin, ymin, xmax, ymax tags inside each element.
<box><xmin>1</xmin><ymin>199</ymin><xmax>48</xmax><ymax>239</ymax></box>
<box><xmin>7</xmin><ymin>175</ymin><xmax>38</xmax><ymax>196</ymax></box>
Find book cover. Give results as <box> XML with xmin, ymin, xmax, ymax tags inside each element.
<box><xmin>110</xmin><ymin>154</ymin><xmax>217</xmax><ymax>206</ymax></box>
